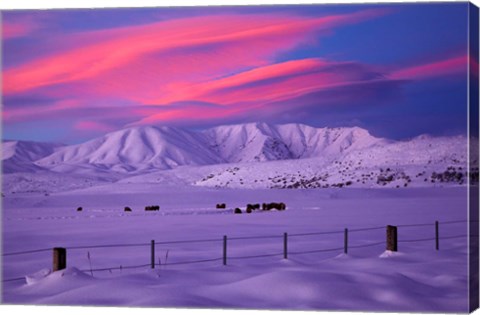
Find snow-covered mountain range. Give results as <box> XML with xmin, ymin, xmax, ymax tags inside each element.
<box><xmin>1</xmin><ymin>123</ymin><xmax>473</xmax><ymax>193</ymax></box>
<box><xmin>6</xmin><ymin>123</ymin><xmax>388</xmax><ymax>173</ymax></box>
<box><xmin>2</xmin><ymin>140</ymin><xmax>63</xmax><ymax>174</ymax></box>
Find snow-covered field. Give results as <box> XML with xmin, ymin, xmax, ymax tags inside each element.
<box><xmin>2</xmin><ymin>184</ymin><xmax>469</xmax><ymax>312</ymax></box>
<box><xmin>1</xmin><ymin>123</ymin><xmax>474</xmax><ymax>311</ymax></box>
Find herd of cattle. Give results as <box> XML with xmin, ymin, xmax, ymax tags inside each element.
<box><xmin>218</xmin><ymin>202</ymin><xmax>287</xmax><ymax>214</ymax></box>
<box><xmin>76</xmin><ymin>202</ymin><xmax>286</xmax><ymax>214</ymax></box>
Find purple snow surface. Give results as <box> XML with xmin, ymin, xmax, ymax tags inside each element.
<box><xmin>2</xmin><ymin>186</ymin><xmax>469</xmax><ymax>312</ymax></box>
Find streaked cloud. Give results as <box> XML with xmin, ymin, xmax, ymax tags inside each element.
<box><xmin>1</xmin><ymin>5</ymin><xmax>470</xmax><ymax>142</ymax></box>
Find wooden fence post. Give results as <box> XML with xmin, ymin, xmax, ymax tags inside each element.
<box><xmin>151</xmin><ymin>240</ymin><xmax>155</xmax><ymax>269</ymax></box>
<box><xmin>435</xmin><ymin>221</ymin><xmax>439</xmax><ymax>250</ymax></box>
<box><xmin>344</xmin><ymin>228</ymin><xmax>348</xmax><ymax>254</ymax></box>
<box><xmin>386</xmin><ymin>225</ymin><xmax>398</xmax><ymax>251</ymax></box>
<box><xmin>53</xmin><ymin>247</ymin><xmax>67</xmax><ymax>271</ymax></box>
<box><xmin>223</xmin><ymin>235</ymin><xmax>227</xmax><ymax>266</ymax></box>
<box><xmin>283</xmin><ymin>233</ymin><xmax>288</xmax><ymax>259</ymax></box>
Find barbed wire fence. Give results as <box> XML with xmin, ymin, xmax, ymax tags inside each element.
<box><xmin>2</xmin><ymin>219</ymin><xmax>476</xmax><ymax>283</ymax></box>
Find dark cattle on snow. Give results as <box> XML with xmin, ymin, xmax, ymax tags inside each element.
<box><xmin>216</xmin><ymin>203</ymin><xmax>226</xmax><ymax>209</ymax></box>
<box><xmin>124</xmin><ymin>207</ymin><xmax>132</xmax><ymax>212</ymax></box>
<box><xmin>77</xmin><ymin>207</ymin><xmax>83</xmax><ymax>212</ymax></box>
<box><xmin>246</xmin><ymin>203</ymin><xmax>260</xmax><ymax>212</ymax></box>
<box><xmin>263</xmin><ymin>202</ymin><xmax>287</xmax><ymax>211</ymax></box>
<box><xmin>234</xmin><ymin>208</ymin><xmax>242</xmax><ymax>214</ymax></box>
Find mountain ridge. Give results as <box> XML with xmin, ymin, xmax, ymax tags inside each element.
<box><xmin>33</xmin><ymin>123</ymin><xmax>387</xmax><ymax>172</ymax></box>
<box><xmin>1</xmin><ymin>122</ymin><xmax>467</xmax><ymax>176</ymax></box>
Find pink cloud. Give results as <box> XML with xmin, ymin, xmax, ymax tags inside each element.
<box><xmin>3</xmin><ymin>9</ymin><xmax>386</xmax><ymax>97</ymax></box>
<box><xmin>2</xmin><ymin>9</ymin><xmax>390</xmax><ymax>130</ymax></box>
<box><xmin>131</xmin><ymin>53</ymin><xmax>469</xmax><ymax>125</ymax></box>
<box><xmin>2</xmin><ymin>18</ymin><xmax>38</xmax><ymax>39</ymax></box>
<box><xmin>141</xmin><ymin>58</ymin><xmax>381</xmax><ymax>108</ymax></box>
<box><xmin>148</xmin><ymin>58</ymin><xmax>331</xmax><ymax>104</ymax></box>
<box><xmin>74</xmin><ymin>120</ymin><xmax>114</xmax><ymax>133</ymax></box>
<box><xmin>132</xmin><ymin>102</ymin><xmax>258</xmax><ymax>126</ymax></box>
<box><xmin>129</xmin><ymin>59</ymin><xmax>383</xmax><ymax>125</ymax></box>
<box><xmin>3</xmin><ymin>99</ymin><xmax>83</xmax><ymax>122</ymax></box>
<box><xmin>390</xmin><ymin>55</ymin><xmax>467</xmax><ymax>80</ymax></box>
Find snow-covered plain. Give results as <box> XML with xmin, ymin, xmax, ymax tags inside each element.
<box><xmin>1</xmin><ymin>123</ymin><xmax>474</xmax><ymax>312</ymax></box>
<box><xmin>2</xmin><ymin>184</ymin><xmax>470</xmax><ymax>311</ymax></box>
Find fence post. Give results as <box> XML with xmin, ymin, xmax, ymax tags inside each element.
<box><xmin>53</xmin><ymin>247</ymin><xmax>67</xmax><ymax>271</ymax></box>
<box><xmin>223</xmin><ymin>235</ymin><xmax>227</xmax><ymax>266</ymax></box>
<box><xmin>435</xmin><ymin>221</ymin><xmax>439</xmax><ymax>250</ymax></box>
<box><xmin>344</xmin><ymin>228</ymin><xmax>348</xmax><ymax>254</ymax></box>
<box><xmin>386</xmin><ymin>225</ymin><xmax>398</xmax><ymax>251</ymax></box>
<box><xmin>151</xmin><ymin>240</ymin><xmax>155</xmax><ymax>269</ymax></box>
<box><xmin>283</xmin><ymin>232</ymin><xmax>288</xmax><ymax>259</ymax></box>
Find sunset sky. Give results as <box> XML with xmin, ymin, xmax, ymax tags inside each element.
<box><xmin>1</xmin><ymin>3</ymin><xmax>472</xmax><ymax>143</ymax></box>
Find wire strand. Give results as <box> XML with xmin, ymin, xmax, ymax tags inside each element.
<box><xmin>229</xmin><ymin>235</ymin><xmax>281</xmax><ymax>240</ymax></box>
<box><xmin>2</xmin><ymin>248</ymin><xmax>52</xmax><ymax>256</ymax></box>
<box><xmin>397</xmin><ymin>223</ymin><xmax>434</xmax><ymax>228</ymax></box>
<box><xmin>398</xmin><ymin>237</ymin><xmax>436</xmax><ymax>243</ymax></box>
<box><xmin>161</xmin><ymin>257</ymin><xmax>222</xmax><ymax>266</ymax></box>
<box><xmin>229</xmin><ymin>253</ymin><xmax>282</xmax><ymax>260</ymax></box>
<box><xmin>290</xmin><ymin>247</ymin><xmax>344</xmax><ymax>255</ymax></box>
<box><xmin>349</xmin><ymin>241</ymin><xmax>385</xmax><ymax>249</ymax></box>
<box><xmin>68</xmin><ymin>243</ymin><xmax>150</xmax><ymax>250</ymax></box>
<box><xmin>155</xmin><ymin>238</ymin><xmax>222</xmax><ymax>245</ymax></box>
<box><xmin>349</xmin><ymin>226</ymin><xmax>385</xmax><ymax>232</ymax></box>
<box><xmin>290</xmin><ymin>230</ymin><xmax>343</xmax><ymax>237</ymax></box>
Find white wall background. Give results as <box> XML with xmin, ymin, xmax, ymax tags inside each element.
<box><xmin>0</xmin><ymin>1</ymin><xmax>478</xmax><ymax>315</ymax></box>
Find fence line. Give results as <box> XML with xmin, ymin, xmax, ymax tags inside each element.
<box><xmin>2</xmin><ymin>219</ymin><xmax>475</xmax><ymax>283</ymax></box>
<box><xmin>2</xmin><ymin>219</ymin><xmax>474</xmax><ymax>257</ymax></box>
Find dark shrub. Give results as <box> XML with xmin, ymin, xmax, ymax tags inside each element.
<box><xmin>216</xmin><ymin>203</ymin><xmax>226</xmax><ymax>209</ymax></box>
<box><xmin>77</xmin><ymin>207</ymin><xmax>83</xmax><ymax>212</ymax></box>
<box><xmin>124</xmin><ymin>207</ymin><xmax>132</xmax><ymax>212</ymax></box>
<box><xmin>234</xmin><ymin>208</ymin><xmax>242</xmax><ymax>214</ymax></box>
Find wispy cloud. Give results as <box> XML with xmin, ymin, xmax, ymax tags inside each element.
<box><xmin>390</xmin><ymin>55</ymin><xmax>467</xmax><ymax>80</ymax></box>
<box><xmin>74</xmin><ymin>120</ymin><xmax>114</xmax><ymax>133</ymax></box>
<box><xmin>2</xmin><ymin>17</ymin><xmax>38</xmax><ymax>39</ymax></box>
<box><xmin>3</xmin><ymin>10</ymin><xmax>385</xmax><ymax>95</ymax></box>
<box><xmin>2</xmin><ymin>7</ymin><xmax>468</xmax><ymax>141</ymax></box>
